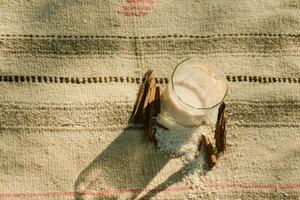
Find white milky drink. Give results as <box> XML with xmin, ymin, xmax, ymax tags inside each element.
<box><xmin>161</xmin><ymin>58</ymin><xmax>228</xmax><ymax>126</ymax></box>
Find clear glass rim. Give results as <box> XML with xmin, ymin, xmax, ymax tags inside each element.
<box><xmin>171</xmin><ymin>57</ymin><xmax>228</xmax><ymax>110</ymax></box>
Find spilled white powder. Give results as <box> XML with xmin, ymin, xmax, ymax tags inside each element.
<box><xmin>180</xmin><ymin>144</ymin><xmax>210</xmax><ymax>185</ymax></box>
<box><xmin>155</xmin><ymin>108</ymin><xmax>219</xmax><ymax>183</ymax></box>
<box><xmin>156</xmin><ymin>108</ymin><xmax>218</xmax><ymax>161</ymax></box>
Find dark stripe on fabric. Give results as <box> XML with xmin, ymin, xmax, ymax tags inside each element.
<box><xmin>0</xmin><ymin>101</ymin><xmax>299</xmax><ymax>129</ymax></box>
<box><xmin>1</xmin><ymin>36</ymin><xmax>300</xmax><ymax>55</ymax></box>
<box><xmin>0</xmin><ymin>75</ymin><xmax>299</xmax><ymax>84</ymax></box>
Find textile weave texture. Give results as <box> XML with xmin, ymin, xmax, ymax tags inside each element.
<box><xmin>0</xmin><ymin>0</ymin><xmax>300</xmax><ymax>199</ymax></box>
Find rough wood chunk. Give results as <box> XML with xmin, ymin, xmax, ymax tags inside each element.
<box><xmin>154</xmin><ymin>86</ymin><xmax>160</xmax><ymax>117</ymax></box>
<box><xmin>200</xmin><ymin>135</ymin><xmax>217</xmax><ymax>168</ymax></box>
<box><xmin>143</xmin><ymin>72</ymin><xmax>155</xmax><ymax>111</ymax></box>
<box><xmin>131</xmin><ymin>69</ymin><xmax>154</xmax><ymax>122</ymax></box>
<box><xmin>215</xmin><ymin>102</ymin><xmax>227</xmax><ymax>154</ymax></box>
<box><xmin>146</xmin><ymin>77</ymin><xmax>158</xmax><ymax>141</ymax></box>
<box><xmin>132</xmin><ymin>69</ymin><xmax>163</xmax><ymax>142</ymax></box>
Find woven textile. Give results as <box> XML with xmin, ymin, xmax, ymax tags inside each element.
<box><xmin>0</xmin><ymin>0</ymin><xmax>300</xmax><ymax>199</ymax></box>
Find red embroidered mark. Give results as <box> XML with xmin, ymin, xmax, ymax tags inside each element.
<box><xmin>118</xmin><ymin>0</ymin><xmax>155</xmax><ymax>17</ymax></box>
<box><xmin>126</xmin><ymin>0</ymin><xmax>154</xmax><ymax>3</ymax></box>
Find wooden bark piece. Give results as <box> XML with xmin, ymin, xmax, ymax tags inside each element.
<box><xmin>142</xmin><ymin>71</ymin><xmax>155</xmax><ymax>111</ymax></box>
<box><xmin>146</xmin><ymin>76</ymin><xmax>158</xmax><ymax>141</ymax></box>
<box><xmin>215</xmin><ymin>102</ymin><xmax>227</xmax><ymax>154</ymax></box>
<box><xmin>153</xmin><ymin>86</ymin><xmax>160</xmax><ymax>117</ymax></box>
<box><xmin>200</xmin><ymin>135</ymin><xmax>217</xmax><ymax>168</ymax></box>
<box><xmin>132</xmin><ymin>69</ymin><xmax>154</xmax><ymax>122</ymax></box>
<box><xmin>132</xmin><ymin>69</ymin><xmax>164</xmax><ymax>142</ymax></box>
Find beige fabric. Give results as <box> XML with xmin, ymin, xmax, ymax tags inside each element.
<box><xmin>0</xmin><ymin>0</ymin><xmax>300</xmax><ymax>199</ymax></box>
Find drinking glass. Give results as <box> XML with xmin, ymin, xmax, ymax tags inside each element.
<box><xmin>161</xmin><ymin>58</ymin><xmax>228</xmax><ymax>126</ymax></box>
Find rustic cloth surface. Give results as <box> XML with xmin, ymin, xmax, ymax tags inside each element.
<box><xmin>0</xmin><ymin>0</ymin><xmax>300</xmax><ymax>199</ymax></box>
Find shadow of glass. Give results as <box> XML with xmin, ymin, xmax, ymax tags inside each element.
<box><xmin>140</xmin><ymin>146</ymin><xmax>210</xmax><ymax>200</ymax></box>
<box><xmin>74</xmin><ymin>127</ymin><xmax>171</xmax><ymax>199</ymax></box>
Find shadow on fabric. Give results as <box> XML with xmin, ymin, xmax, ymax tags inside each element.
<box><xmin>74</xmin><ymin>127</ymin><xmax>171</xmax><ymax>199</ymax></box>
